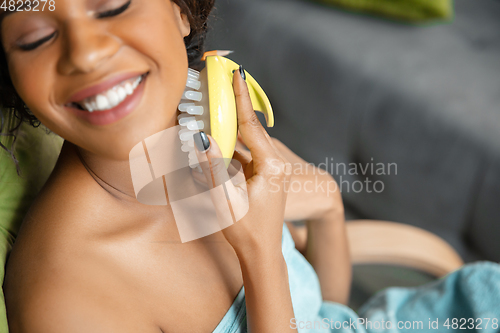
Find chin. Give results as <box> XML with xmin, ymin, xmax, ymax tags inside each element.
<box><xmin>92</xmin><ymin>115</ymin><xmax>178</xmax><ymax>161</ymax></box>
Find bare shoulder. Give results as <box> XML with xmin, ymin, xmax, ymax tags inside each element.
<box><xmin>6</xmin><ymin>280</ymin><xmax>136</xmax><ymax>333</ymax></box>
<box><xmin>4</xmin><ymin>143</ymin><xmax>141</xmax><ymax>332</ymax></box>
<box><xmin>17</xmin><ymin>141</ymin><xmax>116</xmax><ymax>238</ymax></box>
<box><xmin>4</xmin><ymin>142</ymin><xmax>114</xmax><ymax>282</ymax></box>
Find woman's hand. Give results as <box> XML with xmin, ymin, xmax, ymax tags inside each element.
<box><xmin>235</xmin><ymin>133</ymin><xmax>351</xmax><ymax>305</ymax></box>
<box><xmin>193</xmin><ymin>66</ymin><xmax>296</xmax><ymax>332</ymax></box>
<box><xmin>193</xmin><ymin>86</ymin><xmax>292</xmax><ymax>258</ymax></box>
<box><xmin>266</xmin><ymin>140</ymin><xmax>351</xmax><ymax>304</ymax></box>
<box><xmin>235</xmin><ymin>137</ymin><xmax>343</xmax><ymax>223</ymax></box>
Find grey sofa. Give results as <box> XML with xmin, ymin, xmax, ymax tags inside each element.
<box><xmin>206</xmin><ymin>0</ymin><xmax>500</xmax><ymax>262</ymax></box>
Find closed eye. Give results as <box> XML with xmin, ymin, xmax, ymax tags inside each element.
<box><xmin>18</xmin><ymin>31</ymin><xmax>57</xmax><ymax>51</ymax></box>
<box><xmin>97</xmin><ymin>0</ymin><xmax>132</xmax><ymax>19</ymax></box>
<box><xmin>16</xmin><ymin>0</ymin><xmax>132</xmax><ymax>51</ymax></box>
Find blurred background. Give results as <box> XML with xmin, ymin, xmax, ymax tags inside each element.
<box><xmin>206</xmin><ymin>0</ymin><xmax>500</xmax><ymax>308</ymax></box>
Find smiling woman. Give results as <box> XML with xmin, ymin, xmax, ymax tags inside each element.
<box><xmin>3</xmin><ymin>1</ymin><xmax>499</xmax><ymax>332</ymax></box>
<box><xmin>0</xmin><ymin>0</ymin><xmax>313</xmax><ymax>332</ymax></box>
<box><xmin>1</xmin><ymin>0</ymin><xmax>196</xmax><ymax>160</ymax></box>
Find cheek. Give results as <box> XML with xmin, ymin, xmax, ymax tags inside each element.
<box><xmin>115</xmin><ymin>1</ymin><xmax>189</xmax><ymax>88</ymax></box>
<box><xmin>8</xmin><ymin>56</ymin><xmax>66</xmax><ymax>133</ymax></box>
<box><xmin>121</xmin><ymin>1</ymin><xmax>188</xmax><ymax>84</ymax></box>
<box><xmin>110</xmin><ymin>5</ymin><xmax>189</xmax><ymax>139</ymax></box>
<box><xmin>5</xmin><ymin>0</ymin><xmax>191</xmax><ymax>161</ymax></box>
<box><xmin>10</xmin><ymin>59</ymin><xmax>47</xmax><ymax>107</ymax></box>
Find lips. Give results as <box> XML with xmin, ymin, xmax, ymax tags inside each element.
<box><xmin>65</xmin><ymin>72</ymin><xmax>147</xmax><ymax>104</ymax></box>
<box><xmin>67</xmin><ymin>74</ymin><xmax>146</xmax><ymax>112</ymax></box>
<box><xmin>65</xmin><ymin>72</ymin><xmax>149</xmax><ymax>126</ymax></box>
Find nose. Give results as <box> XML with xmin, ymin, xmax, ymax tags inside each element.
<box><xmin>57</xmin><ymin>20</ymin><xmax>121</xmax><ymax>75</ymax></box>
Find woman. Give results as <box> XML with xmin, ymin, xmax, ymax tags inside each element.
<box><xmin>1</xmin><ymin>0</ymin><xmax>350</xmax><ymax>332</ymax></box>
<box><xmin>2</xmin><ymin>1</ymin><xmax>500</xmax><ymax>332</ymax></box>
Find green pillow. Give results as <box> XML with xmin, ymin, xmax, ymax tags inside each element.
<box><xmin>313</xmin><ymin>0</ymin><xmax>454</xmax><ymax>22</ymax></box>
<box><xmin>0</xmin><ymin>111</ymin><xmax>63</xmax><ymax>332</ymax></box>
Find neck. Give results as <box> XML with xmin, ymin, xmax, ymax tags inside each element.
<box><xmin>76</xmin><ymin>146</ymin><xmax>137</xmax><ymax>201</ymax></box>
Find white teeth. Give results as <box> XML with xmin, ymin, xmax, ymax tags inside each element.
<box><xmin>107</xmin><ymin>90</ymin><xmax>120</xmax><ymax>108</ymax></box>
<box><xmin>183</xmin><ymin>91</ymin><xmax>202</xmax><ymax>101</ymax></box>
<box><xmin>117</xmin><ymin>87</ymin><xmax>127</xmax><ymax>101</ymax></box>
<box><xmin>73</xmin><ymin>74</ymin><xmax>145</xmax><ymax>112</ymax></box>
<box><xmin>84</xmin><ymin>102</ymin><xmax>94</xmax><ymax>112</ymax></box>
<box><xmin>96</xmin><ymin>94</ymin><xmax>110</xmax><ymax>110</ymax></box>
<box><xmin>124</xmin><ymin>82</ymin><xmax>134</xmax><ymax>95</ymax></box>
<box><xmin>132</xmin><ymin>77</ymin><xmax>141</xmax><ymax>89</ymax></box>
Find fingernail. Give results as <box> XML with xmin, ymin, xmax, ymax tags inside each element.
<box><xmin>232</xmin><ymin>66</ymin><xmax>246</xmax><ymax>81</ymax></box>
<box><xmin>239</xmin><ymin>65</ymin><xmax>246</xmax><ymax>81</ymax></box>
<box><xmin>193</xmin><ymin>131</ymin><xmax>210</xmax><ymax>152</ymax></box>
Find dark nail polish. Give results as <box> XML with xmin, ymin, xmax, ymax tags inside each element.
<box><xmin>238</xmin><ymin>65</ymin><xmax>246</xmax><ymax>81</ymax></box>
<box><xmin>193</xmin><ymin>131</ymin><xmax>210</xmax><ymax>152</ymax></box>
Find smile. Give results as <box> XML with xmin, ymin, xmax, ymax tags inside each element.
<box><xmin>65</xmin><ymin>73</ymin><xmax>147</xmax><ymax>112</ymax></box>
<box><xmin>65</xmin><ymin>72</ymin><xmax>149</xmax><ymax>126</ymax></box>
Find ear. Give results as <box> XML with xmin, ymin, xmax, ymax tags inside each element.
<box><xmin>171</xmin><ymin>2</ymin><xmax>191</xmax><ymax>38</ymax></box>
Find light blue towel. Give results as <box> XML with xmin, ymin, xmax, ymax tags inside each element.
<box><xmin>212</xmin><ymin>224</ymin><xmax>500</xmax><ymax>332</ymax></box>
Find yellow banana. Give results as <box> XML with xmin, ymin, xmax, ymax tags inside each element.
<box><xmin>178</xmin><ymin>54</ymin><xmax>274</xmax><ymax>168</ymax></box>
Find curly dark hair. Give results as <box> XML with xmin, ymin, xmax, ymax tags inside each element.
<box><xmin>0</xmin><ymin>0</ymin><xmax>215</xmax><ymax>174</ymax></box>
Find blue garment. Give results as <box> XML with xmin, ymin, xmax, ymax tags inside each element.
<box><xmin>212</xmin><ymin>224</ymin><xmax>500</xmax><ymax>333</ymax></box>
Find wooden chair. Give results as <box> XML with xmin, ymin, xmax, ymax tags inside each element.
<box><xmin>287</xmin><ymin>220</ymin><xmax>464</xmax><ymax>278</ymax></box>
<box><xmin>346</xmin><ymin>220</ymin><xmax>464</xmax><ymax>277</ymax></box>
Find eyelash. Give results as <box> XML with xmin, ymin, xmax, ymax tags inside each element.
<box><xmin>19</xmin><ymin>31</ymin><xmax>57</xmax><ymax>51</ymax></box>
<box><xmin>97</xmin><ymin>0</ymin><xmax>132</xmax><ymax>19</ymax></box>
<box><xmin>19</xmin><ymin>0</ymin><xmax>132</xmax><ymax>51</ymax></box>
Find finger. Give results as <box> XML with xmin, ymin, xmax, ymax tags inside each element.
<box><xmin>235</xmin><ymin>139</ymin><xmax>249</xmax><ymax>153</ymax></box>
<box><xmin>233</xmin><ymin>70</ymin><xmax>285</xmax><ymax>164</ymax></box>
<box><xmin>193</xmin><ymin>132</ymin><xmax>236</xmax><ymax>227</ymax></box>
<box><xmin>193</xmin><ymin>131</ymin><xmax>229</xmax><ymax>189</ymax></box>
<box><xmin>233</xmin><ymin>145</ymin><xmax>252</xmax><ymax>172</ymax></box>
<box><xmin>193</xmin><ymin>131</ymin><xmax>250</xmax><ymax>224</ymax></box>
<box><xmin>232</xmin><ymin>149</ymin><xmax>253</xmax><ymax>180</ymax></box>
<box><xmin>233</xmin><ymin>66</ymin><xmax>277</xmax><ymax>162</ymax></box>
<box><xmin>227</xmin><ymin>159</ymin><xmax>247</xmax><ymax>190</ymax></box>
<box><xmin>233</xmin><ymin>149</ymin><xmax>251</xmax><ymax>166</ymax></box>
<box><xmin>271</xmin><ymin>138</ymin><xmax>305</xmax><ymax>165</ymax></box>
<box><xmin>237</xmin><ymin>131</ymin><xmax>245</xmax><ymax>146</ymax></box>
<box><xmin>191</xmin><ymin>168</ymin><xmax>208</xmax><ymax>186</ymax></box>
<box><xmin>194</xmin><ymin>149</ymin><xmax>251</xmax><ymax>188</ymax></box>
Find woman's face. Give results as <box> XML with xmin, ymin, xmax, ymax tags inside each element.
<box><xmin>1</xmin><ymin>0</ymin><xmax>191</xmax><ymax>160</ymax></box>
